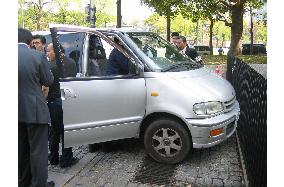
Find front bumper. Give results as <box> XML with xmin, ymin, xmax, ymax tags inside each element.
<box><xmin>186</xmin><ymin>102</ymin><xmax>240</xmax><ymax>148</ymax></box>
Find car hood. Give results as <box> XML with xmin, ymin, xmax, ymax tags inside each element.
<box><xmin>166</xmin><ymin>67</ymin><xmax>236</xmax><ymax>102</ymax></box>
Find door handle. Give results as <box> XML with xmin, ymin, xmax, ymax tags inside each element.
<box><xmin>61</xmin><ymin>88</ymin><xmax>77</xmax><ymax>100</ymax></box>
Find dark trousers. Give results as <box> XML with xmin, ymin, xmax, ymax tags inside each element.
<box><xmin>48</xmin><ymin>98</ymin><xmax>73</xmax><ymax>164</ymax></box>
<box><xmin>18</xmin><ymin>122</ymin><xmax>48</xmax><ymax>187</ymax></box>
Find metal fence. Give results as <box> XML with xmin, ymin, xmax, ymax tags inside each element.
<box><xmin>227</xmin><ymin>55</ymin><xmax>267</xmax><ymax>187</ymax></box>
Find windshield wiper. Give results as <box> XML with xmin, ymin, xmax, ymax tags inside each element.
<box><xmin>162</xmin><ymin>62</ymin><xmax>195</xmax><ymax>72</ymax></box>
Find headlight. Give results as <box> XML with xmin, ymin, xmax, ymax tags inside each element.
<box><xmin>193</xmin><ymin>101</ymin><xmax>224</xmax><ymax>116</ymax></box>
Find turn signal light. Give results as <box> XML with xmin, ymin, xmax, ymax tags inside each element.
<box><xmin>151</xmin><ymin>92</ymin><xmax>159</xmax><ymax>97</ymax></box>
<box><xmin>210</xmin><ymin>128</ymin><xmax>223</xmax><ymax>136</ymax></box>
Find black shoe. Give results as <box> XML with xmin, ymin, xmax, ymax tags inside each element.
<box><xmin>48</xmin><ymin>153</ymin><xmax>59</xmax><ymax>165</ymax></box>
<box><xmin>46</xmin><ymin>181</ymin><xmax>55</xmax><ymax>187</ymax></box>
<box><xmin>49</xmin><ymin>157</ymin><xmax>59</xmax><ymax>165</ymax></box>
<box><xmin>49</xmin><ymin>159</ymin><xmax>59</xmax><ymax>165</ymax></box>
<box><xmin>60</xmin><ymin>157</ymin><xmax>79</xmax><ymax>168</ymax></box>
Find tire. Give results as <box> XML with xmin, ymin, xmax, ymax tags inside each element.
<box><xmin>144</xmin><ymin>118</ymin><xmax>192</xmax><ymax>164</ymax></box>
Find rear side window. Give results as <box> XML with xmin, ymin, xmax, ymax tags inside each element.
<box><xmin>204</xmin><ymin>46</ymin><xmax>210</xmax><ymax>51</ymax></box>
<box><xmin>194</xmin><ymin>46</ymin><xmax>210</xmax><ymax>51</ymax></box>
<box><xmin>199</xmin><ymin>46</ymin><xmax>210</xmax><ymax>51</ymax></box>
<box><xmin>45</xmin><ymin>33</ymin><xmax>85</xmax><ymax>73</ymax></box>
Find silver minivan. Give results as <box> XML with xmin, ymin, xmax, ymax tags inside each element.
<box><xmin>46</xmin><ymin>24</ymin><xmax>240</xmax><ymax>164</ymax></box>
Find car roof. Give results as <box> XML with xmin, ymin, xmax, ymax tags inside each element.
<box><xmin>194</xmin><ymin>45</ymin><xmax>210</xmax><ymax>47</ymax></box>
<box><xmin>32</xmin><ymin>30</ymin><xmax>76</xmax><ymax>36</ymax></box>
<box><xmin>31</xmin><ymin>25</ymin><xmax>150</xmax><ymax>37</ymax></box>
<box><xmin>45</xmin><ymin>24</ymin><xmax>149</xmax><ymax>33</ymax></box>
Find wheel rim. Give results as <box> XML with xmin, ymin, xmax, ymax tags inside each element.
<box><xmin>151</xmin><ymin>128</ymin><xmax>182</xmax><ymax>157</ymax></box>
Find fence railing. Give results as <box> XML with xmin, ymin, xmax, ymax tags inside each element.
<box><xmin>227</xmin><ymin>55</ymin><xmax>267</xmax><ymax>187</ymax></box>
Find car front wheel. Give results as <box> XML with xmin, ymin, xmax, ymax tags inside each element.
<box><xmin>144</xmin><ymin>118</ymin><xmax>192</xmax><ymax>164</ymax></box>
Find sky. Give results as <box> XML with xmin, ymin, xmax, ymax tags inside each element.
<box><xmin>120</xmin><ymin>0</ymin><xmax>154</xmax><ymax>23</ymax></box>
<box><xmin>76</xmin><ymin>0</ymin><xmax>154</xmax><ymax>24</ymax></box>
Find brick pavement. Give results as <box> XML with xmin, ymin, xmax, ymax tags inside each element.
<box><xmin>48</xmin><ymin>134</ymin><xmax>244</xmax><ymax>187</ymax></box>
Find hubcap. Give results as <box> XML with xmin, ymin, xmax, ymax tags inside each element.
<box><xmin>151</xmin><ymin>128</ymin><xmax>182</xmax><ymax>157</ymax></box>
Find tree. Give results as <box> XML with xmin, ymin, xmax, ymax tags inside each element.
<box><xmin>144</xmin><ymin>13</ymin><xmax>196</xmax><ymax>39</ymax></box>
<box><xmin>25</xmin><ymin>0</ymin><xmax>51</xmax><ymax>30</ymax></box>
<box><xmin>18</xmin><ymin>0</ymin><xmax>116</xmax><ymax>31</ymax></box>
<box><xmin>18</xmin><ymin>1</ymin><xmax>51</xmax><ymax>31</ymax></box>
<box><xmin>142</xmin><ymin>0</ymin><xmax>185</xmax><ymax>41</ymax></box>
<box><xmin>142</xmin><ymin>0</ymin><xmax>265</xmax><ymax>55</ymax></box>
<box><xmin>180</xmin><ymin>0</ymin><xmax>228</xmax><ymax>54</ymax></box>
<box><xmin>94</xmin><ymin>0</ymin><xmax>116</xmax><ymax>28</ymax></box>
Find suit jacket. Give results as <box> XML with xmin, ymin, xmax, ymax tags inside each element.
<box><xmin>18</xmin><ymin>44</ymin><xmax>54</xmax><ymax>124</ymax></box>
<box><xmin>106</xmin><ymin>48</ymin><xmax>129</xmax><ymax>76</ymax></box>
<box><xmin>62</xmin><ymin>56</ymin><xmax>77</xmax><ymax>78</ymax></box>
<box><xmin>47</xmin><ymin>56</ymin><xmax>77</xmax><ymax>102</ymax></box>
<box><xmin>184</xmin><ymin>45</ymin><xmax>199</xmax><ymax>61</ymax></box>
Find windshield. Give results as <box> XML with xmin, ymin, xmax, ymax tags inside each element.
<box><xmin>127</xmin><ymin>32</ymin><xmax>202</xmax><ymax>72</ymax></box>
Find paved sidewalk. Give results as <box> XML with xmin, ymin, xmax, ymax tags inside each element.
<box><xmin>48</xmin><ymin>134</ymin><xmax>244</xmax><ymax>187</ymax></box>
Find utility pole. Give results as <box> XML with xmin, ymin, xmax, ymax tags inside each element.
<box><xmin>86</xmin><ymin>0</ymin><xmax>96</xmax><ymax>28</ymax></box>
<box><xmin>116</xmin><ymin>0</ymin><xmax>122</xmax><ymax>28</ymax></box>
<box><xmin>90</xmin><ymin>0</ymin><xmax>96</xmax><ymax>28</ymax></box>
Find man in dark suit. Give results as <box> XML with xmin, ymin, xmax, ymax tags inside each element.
<box><xmin>32</xmin><ymin>34</ymin><xmax>47</xmax><ymax>53</ymax></box>
<box><xmin>106</xmin><ymin>37</ymin><xmax>129</xmax><ymax>76</ymax></box>
<box><xmin>18</xmin><ymin>28</ymin><xmax>54</xmax><ymax>187</ymax></box>
<box><xmin>46</xmin><ymin>43</ymin><xmax>78</xmax><ymax>168</ymax></box>
<box><xmin>176</xmin><ymin>36</ymin><xmax>203</xmax><ymax>64</ymax></box>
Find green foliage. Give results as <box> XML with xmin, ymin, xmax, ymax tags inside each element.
<box><xmin>142</xmin><ymin>0</ymin><xmax>185</xmax><ymax>16</ymax></box>
<box><xmin>213</xmin><ymin>21</ymin><xmax>231</xmax><ymax>43</ymax></box>
<box><xmin>95</xmin><ymin>11</ymin><xmax>116</xmax><ymax>27</ymax></box>
<box><xmin>237</xmin><ymin>55</ymin><xmax>267</xmax><ymax>64</ymax></box>
<box><xmin>144</xmin><ymin>13</ymin><xmax>166</xmax><ymax>33</ymax></box>
<box><xmin>202</xmin><ymin>55</ymin><xmax>227</xmax><ymax>65</ymax></box>
<box><xmin>142</xmin><ymin>0</ymin><xmax>266</xmax><ymax>55</ymax></box>
<box><xmin>18</xmin><ymin>0</ymin><xmax>116</xmax><ymax>31</ymax></box>
<box><xmin>94</xmin><ymin>0</ymin><xmax>116</xmax><ymax>27</ymax></box>
<box><xmin>144</xmin><ymin>11</ymin><xmax>265</xmax><ymax>46</ymax></box>
<box><xmin>202</xmin><ymin>54</ymin><xmax>267</xmax><ymax>65</ymax></box>
<box><xmin>145</xmin><ymin>13</ymin><xmax>195</xmax><ymax>36</ymax></box>
<box><xmin>171</xmin><ymin>14</ymin><xmax>196</xmax><ymax>37</ymax></box>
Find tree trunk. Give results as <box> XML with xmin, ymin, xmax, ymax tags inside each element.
<box><xmin>36</xmin><ymin>0</ymin><xmax>42</xmax><ymax>31</ymax></box>
<box><xmin>36</xmin><ymin>14</ymin><xmax>41</xmax><ymax>31</ymax></box>
<box><xmin>195</xmin><ymin>21</ymin><xmax>199</xmax><ymax>45</ymax></box>
<box><xmin>209</xmin><ymin>18</ymin><xmax>214</xmax><ymax>55</ymax></box>
<box><xmin>229</xmin><ymin>2</ymin><xmax>244</xmax><ymax>56</ymax></box>
<box><xmin>250</xmin><ymin>6</ymin><xmax>254</xmax><ymax>55</ymax></box>
<box><xmin>166</xmin><ymin>13</ymin><xmax>170</xmax><ymax>42</ymax></box>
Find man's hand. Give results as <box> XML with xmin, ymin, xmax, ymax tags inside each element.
<box><xmin>42</xmin><ymin>86</ymin><xmax>49</xmax><ymax>98</ymax></box>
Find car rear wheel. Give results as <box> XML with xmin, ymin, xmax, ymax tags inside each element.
<box><xmin>144</xmin><ymin>118</ymin><xmax>192</xmax><ymax>164</ymax></box>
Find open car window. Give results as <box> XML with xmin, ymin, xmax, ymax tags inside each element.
<box><xmin>86</xmin><ymin>32</ymin><xmax>135</xmax><ymax>77</ymax></box>
<box><xmin>50</xmin><ymin>26</ymin><xmax>133</xmax><ymax>78</ymax></box>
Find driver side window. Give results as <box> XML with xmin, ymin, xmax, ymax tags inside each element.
<box><xmin>86</xmin><ymin>34</ymin><xmax>131</xmax><ymax>77</ymax></box>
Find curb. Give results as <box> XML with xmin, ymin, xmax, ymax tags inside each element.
<box><xmin>236</xmin><ymin>130</ymin><xmax>249</xmax><ymax>187</ymax></box>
